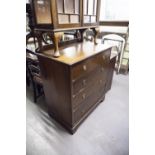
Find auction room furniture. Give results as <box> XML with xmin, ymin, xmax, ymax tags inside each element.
<box><xmin>98</xmin><ymin>22</ymin><xmax>129</xmax><ymax>74</ymax></box>
<box><xmin>37</xmin><ymin>42</ymin><xmax>117</xmax><ymax>133</ymax></box>
<box><xmin>102</xmin><ymin>34</ymin><xmax>125</xmax><ymax>73</ymax></box>
<box><xmin>26</xmin><ymin>49</ymin><xmax>44</xmax><ymax>103</ymax></box>
<box><xmin>30</xmin><ymin>0</ymin><xmax>101</xmax><ymax>56</ymax></box>
<box><xmin>28</xmin><ymin>0</ymin><xmax>117</xmax><ymax>134</ymax></box>
<box><xmin>26</xmin><ymin>34</ymin><xmax>44</xmax><ymax>103</ymax></box>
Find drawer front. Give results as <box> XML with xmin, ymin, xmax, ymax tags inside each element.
<box><xmin>72</xmin><ymin>71</ymin><xmax>106</xmax><ymax>110</ymax></box>
<box><xmin>101</xmin><ymin>49</ymin><xmax>111</xmax><ymax>65</ymax></box>
<box><xmin>72</xmin><ymin>66</ymin><xmax>107</xmax><ymax>95</ymax></box>
<box><xmin>71</xmin><ymin>49</ymin><xmax>111</xmax><ymax>81</ymax></box>
<box><xmin>73</xmin><ymin>82</ymin><xmax>106</xmax><ymax>124</ymax></box>
<box><xmin>71</xmin><ymin>57</ymin><xmax>101</xmax><ymax>81</ymax></box>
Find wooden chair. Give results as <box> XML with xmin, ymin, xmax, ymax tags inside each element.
<box><xmin>102</xmin><ymin>34</ymin><xmax>125</xmax><ymax>74</ymax></box>
<box><xmin>26</xmin><ymin>49</ymin><xmax>44</xmax><ymax>103</ymax></box>
<box><xmin>26</xmin><ymin>48</ymin><xmax>38</xmax><ymax>86</ymax></box>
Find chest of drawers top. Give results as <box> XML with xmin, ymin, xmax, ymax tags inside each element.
<box><xmin>38</xmin><ymin>41</ymin><xmax>113</xmax><ymax>65</ymax></box>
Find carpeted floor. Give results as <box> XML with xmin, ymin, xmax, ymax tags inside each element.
<box><xmin>26</xmin><ymin>73</ymin><xmax>129</xmax><ymax>155</ymax></box>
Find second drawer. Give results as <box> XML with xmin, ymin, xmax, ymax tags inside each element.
<box><xmin>72</xmin><ymin>72</ymin><xmax>106</xmax><ymax>110</ymax></box>
<box><xmin>72</xmin><ymin>65</ymin><xmax>107</xmax><ymax>95</ymax></box>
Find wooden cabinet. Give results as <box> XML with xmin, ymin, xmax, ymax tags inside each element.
<box><xmin>30</xmin><ymin>0</ymin><xmax>100</xmax><ymax>29</ymax></box>
<box><xmin>28</xmin><ymin>1</ymin><xmax>117</xmax><ymax>134</ymax></box>
<box><xmin>37</xmin><ymin>42</ymin><xmax>115</xmax><ymax>134</ymax></box>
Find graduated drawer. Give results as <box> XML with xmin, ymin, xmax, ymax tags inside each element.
<box><xmin>72</xmin><ymin>66</ymin><xmax>107</xmax><ymax>95</ymax></box>
<box><xmin>71</xmin><ymin>49</ymin><xmax>111</xmax><ymax>81</ymax></box>
<box><xmin>72</xmin><ymin>71</ymin><xmax>106</xmax><ymax>110</ymax></box>
<box><xmin>73</xmin><ymin>82</ymin><xmax>106</xmax><ymax>124</ymax></box>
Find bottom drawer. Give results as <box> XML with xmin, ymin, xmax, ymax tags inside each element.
<box><xmin>73</xmin><ymin>83</ymin><xmax>106</xmax><ymax>124</ymax></box>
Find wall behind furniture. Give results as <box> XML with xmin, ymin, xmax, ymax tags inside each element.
<box><xmin>100</xmin><ymin>0</ymin><xmax>129</xmax><ymax>21</ymax></box>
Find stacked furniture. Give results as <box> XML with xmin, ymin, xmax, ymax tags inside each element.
<box><xmin>26</xmin><ymin>38</ymin><xmax>44</xmax><ymax>103</ymax></box>
<box><xmin>30</xmin><ymin>0</ymin><xmax>101</xmax><ymax>56</ymax></box>
<box><xmin>98</xmin><ymin>23</ymin><xmax>129</xmax><ymax>74</ymax></box>
<box><xmin>29</xmin><ymin>0</ymin><xmax>117</xmax><ymax>134</ymax></box>
<box><xmin>119</xmin><ymin>28</ymin><xmax>129</xmax><ymax>74</ymax></box>
<box><xmin>102</xmin><ymin>34</ymin><xmax>125</xmax><ymax>74</ymax></box>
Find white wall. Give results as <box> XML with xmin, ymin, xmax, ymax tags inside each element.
<box><xmin>100</xmin><ymin>0</ymin><xmax>129</xmax><ymax>21</ymax></box>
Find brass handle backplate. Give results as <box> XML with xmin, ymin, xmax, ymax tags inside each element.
<box><xmin>102</xmin><ymin>55</ymin><xmax>106</xmax><ymax>60</ymax></box>
<box><xmin>83</xmin><ymin>65</ymin><xmax>87</xmax><ymax>71</ymax></box>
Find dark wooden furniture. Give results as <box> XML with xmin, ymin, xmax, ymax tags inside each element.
<box><xmin>28</xmin><ymin>62</ymin><xmax>44</xmax><ymax>103</ymax></box>
<box><xmin>37</xmin><ymin>41</ymin><xmax>116</xmax><ymax>134</ymax></box>
<box><xmin>99</xmin><ymin>21</ymin><xmax>129</xmax><ymax>27</ymax></box>
<box><xmin>26</xmin><ymin>49</ymin><xmax>44</xmax><ymax>103</ymax></box>
<box><xmin>106</xmin><ymin>56</ymin><xmax>116</xmax><ymax>92</ymax></box>
<box><xmin>27</xmin><ymin>0</ymin><xmax>117</xmax><ymax>134</ymax></box>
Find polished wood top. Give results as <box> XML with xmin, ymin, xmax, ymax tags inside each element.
<box><xmin>37</xmin><ymin>41</ymin><xmax>116</xmax><ymax>65</ymax></box>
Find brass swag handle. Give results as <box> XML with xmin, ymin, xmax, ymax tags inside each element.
<box><xmin>83</xmin><ymin>65</ymin><xmax>87</xmax><ymax>71</ymax></box>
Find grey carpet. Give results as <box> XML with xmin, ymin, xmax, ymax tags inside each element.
<box><xmin>26</xmin><ymin>73</ymin><xmax>129</xmax><ymax>155</ymax></box>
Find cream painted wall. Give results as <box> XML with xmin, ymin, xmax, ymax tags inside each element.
<box><xmin>100</xmin><ymin>0</ymin><xmax>129</xmax><ymax>21</ymax></box>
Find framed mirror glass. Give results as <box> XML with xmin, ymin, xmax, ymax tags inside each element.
<box><xmin>83</xmin><ymin>0</ymin><xmax>98</xmax><ymax>23</ymax></box>
<box><xmin>57</xmin><ymin>0</ymin><xmax>80</xmax><ymax>24</ymax></box>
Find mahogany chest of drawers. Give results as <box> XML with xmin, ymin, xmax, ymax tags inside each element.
<box><xmin>37</xmin><ymin>42</ymin><xmax>116</xmax><ymax>134</ymax></box>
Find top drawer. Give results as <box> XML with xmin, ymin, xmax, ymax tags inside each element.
<box><xmin>71</xmin><ymin>48</ymin><xmax>111</xmax><ymax>81</ymax></box>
